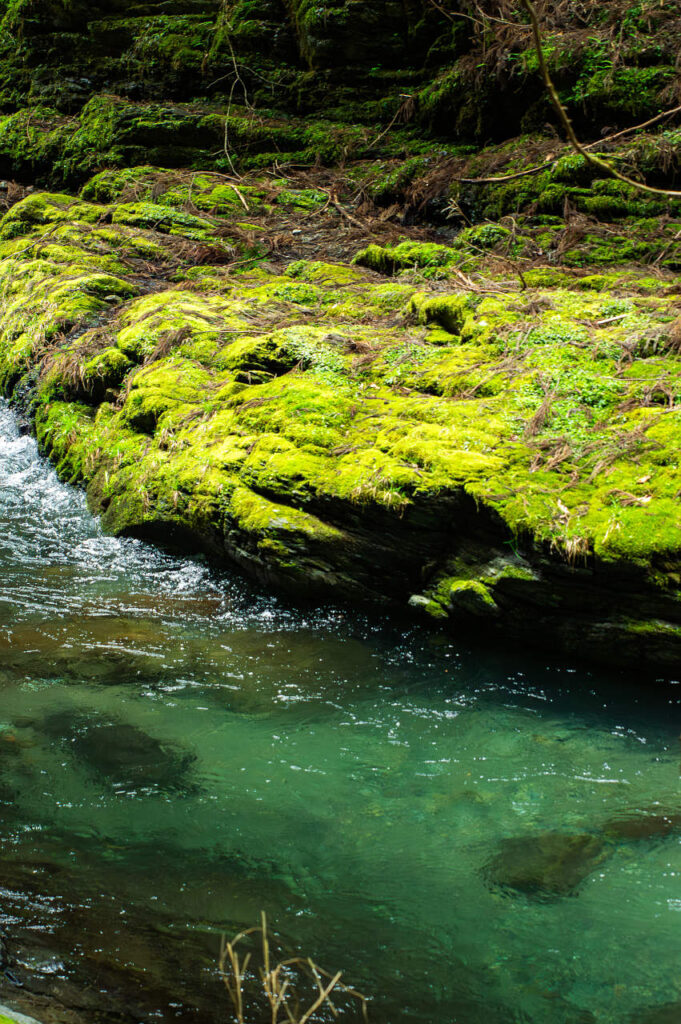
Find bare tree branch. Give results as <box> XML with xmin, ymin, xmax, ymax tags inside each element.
<box><xmin>518</xmin><ymin>0</ymin><xmax>681</xmax><ymax>198</ymax></box>
<box><xmin>458</xmin><ymin>102</ymin><xmax>681</xmax><ymax>184</ymax></box>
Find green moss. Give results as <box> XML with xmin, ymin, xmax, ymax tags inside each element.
<box><xmin>365</xmin><ymin>282</ymin><xmax>417</xmax><ymax>311</ymax></box>
<box><xmin>80</xmin><ymin>166</ymin><xmax>166</xmax><ymax>204</ymax></box>
<box><xmin>285</xmin><ymin>260</ymin><xmax>367</xmax><ymax>286</ymax></box>
<box><xmin>111</xmin><ymin>202</ymin><xmax>219</xmax><ymax>242</ymax></box>
<box><xmin>0</xmin><ymin>192</ymin><xmax>103</xmax><ymax>240</ymax></box>
<box><xmin>120</xmin><ymin>357</ymin><xmax>216</xmax><ymax>434</ymax></box>
<box><xmin>409</xmin><ymin>292</ymin><xmax>473</xmax><ymax>334</ymax></box>
<box><xmin>81</xmin><ymin>347</ymin><xmax>133</xmax><ymax>398</ymax></box>
<box><xmin>571</xmin><ymin>65</ymin><xmax>676</xmax><ymax>120</ymax></box>
<box><xmin>230</xmin><ymin>484</ymin><xmax>344</xmax><ymax>543</ymax></box>
<box><xmin>41</xmin><ymin>340</ymin><xmax>134</xmax><ymax>404</ymax></box>
<box><xmin>275</xmin><ymin>187</ymin><xmax>327</xmax><ymax>211</ymax></box>
<box><xmin>354</xmin><ymin>240</ymin><xmax>455</xmax><ymax>274</ymax></box>
<box><xmin>439</xmin><ymin>578</ymin><xmax>498</xmax><ymax>615</ymax></box>
<box><xmin>369</xmin><ymin>157</ymin><xmax>429</xmax><ymax>203</ymax></box>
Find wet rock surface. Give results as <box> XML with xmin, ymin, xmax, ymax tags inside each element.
<box><xmin>603</xmin><ymin>810</ymin><xmax>681</xmax><ymax>842</ymax></box>
<box><xmin>0</xmin><ymin>832</ymin><xmax>300</xmax><ymax>1023</ymax></box>
<box><xmin>0</xmin><ymin>617</ymin><xmax>173</xmax><ymax>685</ymax></box>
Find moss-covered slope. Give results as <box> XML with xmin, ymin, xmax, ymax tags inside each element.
<box><xmin>0</xmin><ymin>0</ymin><xmax>677</xmax><ymax>186</ymax></box>
<box><xmin>1</xmin><ymin>167</ymin><xmax>680</xmax><ymax>666</ymax></box>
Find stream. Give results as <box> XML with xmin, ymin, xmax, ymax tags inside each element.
<box><xmin>0</xmin><ymin>400</ymin><xmax>679</xmax><ymax>1024</ymax></box>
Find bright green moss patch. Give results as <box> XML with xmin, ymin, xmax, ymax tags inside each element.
<box><xmin>285</xmin><ymin>260</ymin><xmax>367</xmax><ymax>287</ymax></box>
<box><xmin>111</xmin><ymin>202</ymin><xmax>219</xmax><ymax>242</ymax></box>
<box><xmin>409</xmin><ymin>292</ymin><xmax>473</xmax><ymax>334</ymax></box>
<box><xmin>230</xmin><ymin>485</ymin><xmax>345</xmax><ymax>543</ymax></box>
<box><xmin>354</xmin><ymin>241</ymin><xmax>456</xmax><ymax>274</ymax></box>
<box><xmin>0</xmin><ymin>192</ymin><xmax>103</xmax><ymax>239</ymax></box>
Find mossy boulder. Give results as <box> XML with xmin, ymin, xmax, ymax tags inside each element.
<box><xmin>1</xmin><ymin>167</ymin><xmax>681</xmax><ymax>667</ymax></box>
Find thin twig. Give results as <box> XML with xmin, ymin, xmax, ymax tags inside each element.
<box><xmin>229</xmin><ymin>183</ymin><xmax>251</xmax><ymax>211</ymax></box>
<box><xmin>297</xmin><ymin>972</ymin><xmax>342</xmax><ymax>1024</ymax></box>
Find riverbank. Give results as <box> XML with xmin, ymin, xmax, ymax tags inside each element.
<box><xmin>0</xmin><ymin>157</ymin><xmax>678</xmax><ymax>666</ymax></box>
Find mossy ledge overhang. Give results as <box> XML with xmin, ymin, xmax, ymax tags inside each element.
<box><xmin>0</xmin><ymin>169</ymin><xmax>680</xmax><ymax>670</ymax></box>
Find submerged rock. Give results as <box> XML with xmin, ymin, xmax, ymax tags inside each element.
<box><xmin>603</xmin><ymin>810</ymin><xmax>681</xmax><ymax>842</ymax></box>
<box><xmin>95</xmin><ymin>592</ymin><xmax>225</xmax><ymax>619</ymax></box>
<box><xmin>630</xmin><ymin>1003</ymin><xmax>681</xmax><ymax>1023</ymax></box>
<box><xmin>0</xmin><ymin>865</ymin><xmax>220</xmax><ymax>1024</ymax></box>
<box><xmin>30</xmin><ymin>714</ymin><xmax>197</xmax><ymax>794</ymax></box>
<box><xmin>0</xmin><ymin>733</ymin><xmax>26</xmax><ymax>809</ymax></box>
<box><xmin>0</xmin><ymin>616</ymin><xmax>173</xmax><ymax>685</ymax></box>
<box><xmin>71</xmin><ymin>722</ymin><xmax>196</xmax><ymax>793</ymax></box>
<box><xmin>483</xmin><ymin>832</ymin><xmax>609</xmax><ymax>899</ymax></box>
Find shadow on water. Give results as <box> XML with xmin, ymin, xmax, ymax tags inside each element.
<box><xmin>0</xmin><ymin>402</ymin><xmax>679</xmax><ymax>1024</ymax></box>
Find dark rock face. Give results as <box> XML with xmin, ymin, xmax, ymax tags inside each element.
<box><xmin>0</xmin><ymin>0</ymin><xmax>675</xmax><ymax>153</ymax></box>
<box><xmin>0</xmin><ymin>0</ymin><xmax>447</xmax><ymax>115</ymax></box>
<box><xmin>291</xmin><ymin>0</ymin><xmax>432</xmax><ymax>69</ymax></box>
<box><xmin>482</xmin><ymin>833</ymin><xmax>609</xmax><ymax>899</ymax></box>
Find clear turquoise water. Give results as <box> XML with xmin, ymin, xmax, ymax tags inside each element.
<box><xmin>0</xmin><ymin>402</ymin><xmax>679</xmax><ymax>1024</ymax></box>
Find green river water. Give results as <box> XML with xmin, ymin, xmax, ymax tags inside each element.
<box><xmin>0</xmin><ymin>402</ymin><xmax>679</xmax><ymax>1024</ymax></box>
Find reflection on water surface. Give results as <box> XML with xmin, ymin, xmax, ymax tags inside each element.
<box><xmin>0</xmin><ymin>402</ymin><xmax>679</xmax><ymax>1024</ymax></box>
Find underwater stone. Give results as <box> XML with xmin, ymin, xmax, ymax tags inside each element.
<box><xmin>70</xmin><ymin>721</ymin><xmax>196</xmax><ymax>793</ymax></box>
<box><xmin>630</xmin><ymin>1004</ymin><xmax>681</xmax><ymax>1024</ymax></box>
<box><xmin>483</xmin><ymin>832</ymin><xmax>609</xmax><ymax>899</ymax></box>
<box><xmin>603</xmin><ymin>810</ymin><xmax>681</xmax><ymax>842</ymax></box>
<box><xmin>0</xmin><ymin>618</ymin><xmax>172</xmax><ymax>685</ymax></box>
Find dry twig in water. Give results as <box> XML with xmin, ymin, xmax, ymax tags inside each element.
<box><xmin>219</xmin><ymin>911</ymin><xmax>369</xmax><ymax>1024</ymax></box>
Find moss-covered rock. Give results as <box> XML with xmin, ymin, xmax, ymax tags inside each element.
<box><xmin>0</xmin><ymin>166</ymin><xmax>680</xmax><ymax>667</ymax></box>
<box><xmin>0</xmin><ymin>0</ymin><xmax>679</xmax><ymax>682</ymax></box>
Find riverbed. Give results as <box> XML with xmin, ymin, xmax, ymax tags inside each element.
<box><xmin>0</xmin><ymin>401</ymin><xmax>678</xmax><ymax>1024</ymax></box>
